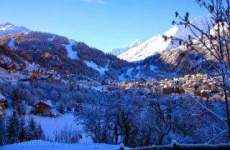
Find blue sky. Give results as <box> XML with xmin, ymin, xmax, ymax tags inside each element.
<box><xmin>0</xmin><ymin>0</ymin><xmax>207</xmax><ymax>52</ymax></box>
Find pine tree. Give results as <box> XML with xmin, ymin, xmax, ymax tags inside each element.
<box><xmin>57</xmin><ymin>103</ymin><xmax>65</xmax><ymax>114</ymax></box>
<box><xmin>17</xmin><ymin>102</ymin><xmax>26</xmax><ymax>116</ymax></box>
<box><xmin>18</xmin><ymin>118</ymin><xmax>26</xmax><ymax>142</ymax></box>
<box><xmin>7</xmin><ymin>111</ymin><xmax>20</xmax><ymax>144</ymax></box>
<box><xmin>0</xmin><ymin>116</ymin><xmax>5</xmax><ymax>145</ymax></box>
<box><xmin>26</xmin><ymin>118</ymin><xmax>37</xmax><ymax>140</ymax></box>
<box><xmin>12</xmin><ymin>89</ymin><xmax>22</xmax><ymax>110</ymax></box>
<box><xmin>35</xmin><ymin>124</ymin><xmax>44</xmax><ymax>140</ymax></box>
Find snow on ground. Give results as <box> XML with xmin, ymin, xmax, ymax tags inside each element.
<box><xmin>92</xmin><ymin>85</ymin><xmax>107</xmax><ymax>92</ymax></box>
<box><xmin>0</xmin><ymin>22</ymin><xmax>29</xmax><ymax>36</ymax></box>
<box><xmin>118</xmin><ymin>67</ymin><xmax>135</xmax><ymax>80</ymax></box>
<box><xmin>30</xmin><ymin>113</ymin><xmax>93</xmax><ymax>143</ymax></box>
<box><xmin>47</xmin><ymin>35</ymin><xmax>56</xmax><ymax>42</ymax></box>
<box><xmin>118</xmin><ymin>34</ymin><xmax>172</xmax><ymax>62</ymax></box>
<box><xmin>118</xmin><ymin>64</ymin><xmax>161</xmax><ymax>80</ymax></box>
<box><xmin>149</xmin><ymin>65</ymin><xmax>158</xmax><ymax>71</ymax></box>
<box><xmin>84</xmin><ymin>61</ymin><xmax>108</xmax><ymax>76</ymax></box>
<box><xmin>0</xmin><ymin>67</ymin><xmax>25</xmax><ymax>83</ymax></box>
<box><xmin>8</xmin><ymin>38</ymin><xmax>16</xmax><ymax>49</ymax></box>
<box><xmin>25</xmin><ymin>62</ymin><xmax>40</xmax><ymax>72</ymax></box>
<box><xmin>1</xmin><ymin>140</ymin><xmax>120</xmax><ymax>150</ymax></box>
<box><xmin>63</xmin><ymin>40</ymin><xmax>79</xmax><ymax>60</ymax></box>
<box><xmin>111</xmin><ymin>40</ymin><xmax>143</xmax><ymax>56</ymax></box>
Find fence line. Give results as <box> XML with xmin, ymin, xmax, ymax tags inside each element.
<box><xmin>120</xmin><ymin>143</ymin><xmax>230</xmax><ymax>150</ymax></box>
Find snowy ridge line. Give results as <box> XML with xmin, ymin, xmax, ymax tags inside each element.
<box><xmin>124</xmin><ymin>143</ymin><xmax>230</xmax><ymax>150</ymax></box>
<box><xmin>118</xmin><ymin>15</ymin><xmax>212</xmax><ymax>62</ymax></box>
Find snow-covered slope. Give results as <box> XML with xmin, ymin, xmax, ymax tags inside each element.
<box><xmin>0</xmin><ymin>22</ymin><xmax>29</xmax><ymax>36</ymax></box>
<box><xmin>31</xmin><ymin>113</ymin><xmax>93</xmax><ymax>143</ymax></box>
<box><xmin>0</xmin><ymin>25</ymin><xmax>127</xmax><ymax>80</ymax></box>
<box><xmin>111</xmin><ymin>40</ymin><xmax>143</xmax><ymax>56</ymax></box>
<box><xmin>62</xmin><ymin>40</ymin><xmax>79</xmax><ymax>60</ymax></box>
<box><xmin>118</xmin><ymin>16</ymin><xmax>212</xmax><ymax>62</ymax></box>
<box><xmin>2</xmin><ymin>140</ymin><xmax>120</xmax><ymax>150</ymax></box>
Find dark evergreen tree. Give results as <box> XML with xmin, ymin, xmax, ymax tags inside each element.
<box><xmin>34</xmin><ymin>124</ymin><xmax>44</xmax><ymax>140</ymax></box>
<box><xmin>18</xmin><ymin>118</ymin><xmax>26</xmax><ymax>142</ymax></box>
<box><xmin>12</xmin><ymin>89</ymin><xmax>22</xmax><ymax>110</ymax></box>
<box><xmin>57</xmin><ymin>103</ymin><xmax>65</xmax><ymax>114</ymax></box>
<box><xmin>17</xmin><ymin>102</ymin><xmax>26</xmax><ymax>116</ymax></box>
<box><xmin>0</xmin><ymin>116</ymin><xmax>5</xmax><ymax>145</ymax></box>
<box><xmin>26</xmin><ymin>118</ymin><xmax>44</xmax><ymax>140</ymax></box>
<box><xmin>26</xmin><ymin>119</ymin><xmax>37</xmax><ymax>140</ymax></box>
<box><xmin>7</xmin><ymin>111</ymin><xmax>20</xmax><ymax>144</ymax></box>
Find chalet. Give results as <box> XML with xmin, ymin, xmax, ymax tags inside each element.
<box><xmin>30</xmin><ymin>70</ymin><xmax>40</xmax><ymax>80</ymax></box>
<box><xmin>0</xmin><ymin>100</ymin><xmax>7</xmax><ymax>110</ymax></box>
<box><xmin>7</xmin><ymin>63</ymin><xmax>17</xmax><ymax>73</ymax></box>
<box><xmin>42</xmin><ymin>52</ymin><xmax>52</xmax><ymax>60</ymax></box>
<box><xmin>33</xmin><ymin>100</ymin><xmax>52</xmax><ymax>116</ymax></box>
<box><xmin>0</xmin><ymin>94</ymin><xmax>7</xmax><ymax>116</ymax></box>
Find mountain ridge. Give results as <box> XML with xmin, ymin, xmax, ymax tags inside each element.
<box><xmin>0</xmin><ymin>23</ymin><xmax>128</xmax><ymax>81</ymax></box>
<box><xmin>117</xmin><ymin>15</ymin><xmax>212</xmax><ymax>62</ymax></box>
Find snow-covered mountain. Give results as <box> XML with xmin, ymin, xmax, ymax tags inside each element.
<box><xmin>111</xmin><ymin>40</ymin><xmax>143</xmax><ymax>56</ymax></box>
<box><xmin>0</xmin><ymin>23</ymin><xmax>128</xmax><ymax>80</ymax></box>
<box><xmin>118</xmin><ymin>16</ymin><xmax>212</xmax><ymax>62</ymax></box>
<box><xmin>0</xmin><ymin>22</ymin><xmax>29</xmax><ymax>36</ymax></box>
<box><xmin>0</xmin><ymin>19</ymin><xmax>229</xmax><ymax>148</ymax></box>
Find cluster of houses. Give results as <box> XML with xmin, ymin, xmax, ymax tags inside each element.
<box><xmin>158</xmin><ymin>74</ymin><xmax>222</xmax><ymax>100</ymax></box>
<box><xmin>116</xmin><ymin>73</ymin><xmax>224</xmax><ymax>101</ymax></box>
<box><xmin>0</xmin><ymin>51</ymin><xmax>61</xmax><ymax>82</ymax></box>
<box><xmin>29</xmin><ymin>69</ymin><xmax>61</xmax><ymax>82</ymax></box>
<box><xmin>0</xmin><ymin>91</ymin><xmax>53</xmax><ymax>117</ymax></box>
<box><xmin>0</xmin><ymin>54</ymin><xmax>25</xmax><ymax>73</ymax></box>
<box><xmin>182</xmin><ymin>74</ymin><xmax>221</xmax><ymax>100</ymax></box>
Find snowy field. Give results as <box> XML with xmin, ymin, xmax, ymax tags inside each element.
<box><xmin>29</xmin><ymin>113</ymin><xmax>93</xmax><ymax>143</ymax></box>
<box><xmin>1</xmin><ymin>140</ymin><xmax>120</xmax><ymax>150</ymax></box>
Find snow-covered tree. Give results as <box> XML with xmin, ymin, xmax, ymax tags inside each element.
<box><xmin>26</xmin><ymin>118</ymin><xmax>44</xmax><ymax>140</ymax></box>
<box><xmin>164</xmin><ymin>0</ymin><xmax>230</xmax><ymax>139</ymax></box>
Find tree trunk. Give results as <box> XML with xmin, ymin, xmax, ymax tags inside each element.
<box><xmin>114</xmin><ymin>123</ymin><xmax>118</xmax><ymax>144</ymax></box>
<box><xmin>223</xmin><ymin>88</ymin><xmax>230</xmax><ymax>139</ymax></box>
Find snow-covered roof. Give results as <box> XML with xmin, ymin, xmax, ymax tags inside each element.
<box><xmin>0</xmin><ymin>93</ymin><xmax>6</xmax><ymax>101</ymax></box>
<box><xmin>35</xmin><ymin>100</ymin><xmax>53</xmax><ymax>107</ymax></box>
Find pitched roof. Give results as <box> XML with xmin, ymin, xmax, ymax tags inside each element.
<box><xmin>35</xmin><ymin>100</ymin><xmax>52</xmax><ymax>107</ymax></box>
<box><xmin>0</xmin><ymin>93</ymin><xmax>6</xmax><ymax>101</ymax></box>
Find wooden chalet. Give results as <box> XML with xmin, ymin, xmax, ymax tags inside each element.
<box><xmin>0</xmin><ymin>94</ymin><xmax>7</xmax><ymax>116</ymax></box>
<box><xmin>33</xmin><ymin>100</ymin><xmax>52</xmax><ymax>116</ymax></box>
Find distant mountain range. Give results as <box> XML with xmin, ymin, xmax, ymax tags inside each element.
<box><xmin>0</xmin><ymin>22</ymin><xmax>127</xmax><ymax>81</ymax></box>
<box><xmin>0</xmin><ymin>17</ymin><xmax>228</xmax><ymax>146</ymax></box>
<box><xmin>115</xmin><ymin>16</ymin><xmax>212</xmax><ymax>62</ymax></box>
<box><xmin>0</xmin><ymin>17</ymin><xmax>215</xmax><ymax>82</ymax></box>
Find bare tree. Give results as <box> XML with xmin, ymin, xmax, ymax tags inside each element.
<box><xmin>148</xmin><ymin>98</ymin><xmax>172</xmax><ymax>144</ymax></box>
<box><xmin>163</xmin><ymin>0</ymin><xmax>230</xmax><ymax>138</ymax></box>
